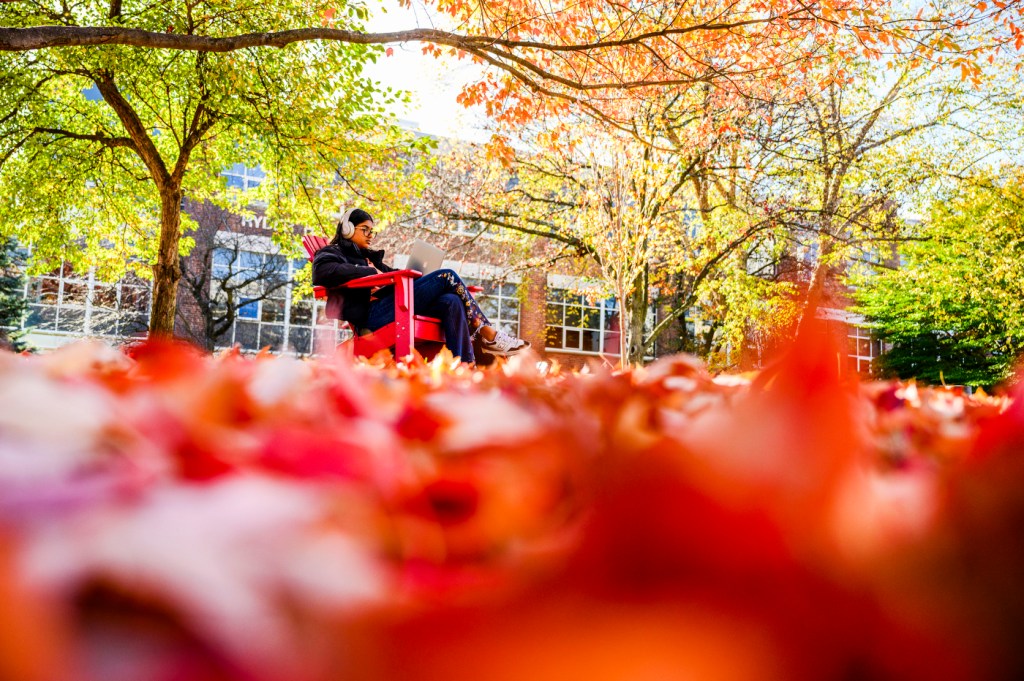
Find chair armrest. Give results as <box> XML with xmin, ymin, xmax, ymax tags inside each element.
<box><xmin>343</xmin><ymin>269</ymin><xmax>423</xmax><ymax>289</ymax></box>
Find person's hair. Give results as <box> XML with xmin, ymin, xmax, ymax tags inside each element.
<box><xmin>330</xmin><ymin>208</ymin><xmax>375</xmax><ymax>245</ymax></box>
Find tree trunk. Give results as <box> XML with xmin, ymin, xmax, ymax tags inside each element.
<box><xmin>796</xmin><ymin>237</ymin><xmax>835</xmax><ymax>337</ymax></box>
<box><xmin>620</xmin><ymin>279</ymin><xmax>648</xmax><ymax>367</ymax></box>
<box><xmin>150</xmin><ymin>186</ymin><xmax>184</xmax><ymax>337</ymax></box>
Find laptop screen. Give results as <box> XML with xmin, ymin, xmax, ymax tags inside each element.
<box><xmin>406</xmin><ymin>239</ymin><xmax>446</xmax><ymax>274</ymax></box>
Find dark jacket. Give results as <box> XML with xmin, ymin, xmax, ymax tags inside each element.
<box><xmin>311</xmin><ymin>240</ymin><xmax>395</xmax><ymax>329</ymax></box>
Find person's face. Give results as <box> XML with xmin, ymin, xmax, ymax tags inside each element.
<box><xmin>349</xmin><ymin>220</ymin><xmax>375</xmax><ymax>249</ymax></box>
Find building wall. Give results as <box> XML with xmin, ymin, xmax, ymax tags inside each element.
<box><xmin>12</xmin><ymin>196</ymin><xmax>886</xmax><ymax>374</ymax></box>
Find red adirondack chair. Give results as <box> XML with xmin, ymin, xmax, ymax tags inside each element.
<box><xmin>302</xmin><ymin>234</ymin><xmax>476</xmax><ymax>359</ymax></box>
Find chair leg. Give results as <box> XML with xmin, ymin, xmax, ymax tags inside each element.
<box><xmin>393</xmin><ymin>276</ymin><xmax>416</xmax><ymax>358</ymax></box>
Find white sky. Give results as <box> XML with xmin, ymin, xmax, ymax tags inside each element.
<box><xmin>362</xmin><ymin>0</ymin><xmax>491</xmax><ymax>141</ymax></box>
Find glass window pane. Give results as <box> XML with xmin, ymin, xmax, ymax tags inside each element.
<box><xmin>56</xmin><ymin>308</ymin><xmax>85</xmax><ymax>332</ymax></box>
<box><xmin>38</xmin><ymin>278</ymin><xmax>59</xmax><ymax>305</ymax></box>
<box><xmin>214</xmin><ymin>326</ymin><xmax>233</xmax><ymax>348</ymax></box>
<box><xmin>240</xmin><ymin>281</ymin><xmax>263</xmax><ymax>298</ymax></box>
<box><xmin>261</xmin><ymin>298</ymin><xmax>285</xmax><ymax>323</ymax></box>
<box><xmin>545</xmin><ymin>326</ymin><xmax>562</xmax><ymax>348</ymax></box>
<box><xmin>267</xmin><ymin>255</ymin><xmax>287</xmax><ymax>274</ymax></box>
<box><xmin>90</xmin><ymin>311</ymin><xmax>117</xmax><ymax>335</ymax></box>
<box><xmin>288</xmin><ymin>327</ymin><xmax>312</xmax><ymax>355</ymax></box>
<box><xmin>565</xmin><ymin>329</ymin><xmax>581</xmax><ymax>349</ymax></box>
<box><xmin>259</xmin><ymin>324</ymin><xmax>284</xmax><ymax>352</ymax></box>
<box><xmin>62</xmin><ymin>282</ymin><xmax>88</xmax><ymax>306</ymax></box>
<box><xmin>480</xmin><ymin>298</ymin><xmax>499</xmax><ymax>319</ymax></box>
<box><xmin>582</xmin><ymin>329</ymin><xmax>600</xmax><ymax>353</ymax></box>
<box><xmin>121</xmin><ymin>286</ymin><xmax>149</xmax><ymax>312</ymax></box>
<box><xmin>858</xmin><ymin>338</ymin><xmax>871</xmax><ymax>357</ymax></box>
<box><xmin>237</xmin><ymin>299</ymin><xmax>259</xmax><ymax>319</ymax></box>
<box><xmin>545</xmin><ymin>304</ymin><xmax>562</xmax><ymax>326</ymax></box>
<box><xmin>565</xmin><ymin>305</ymin><xmax>581</xmax><ymax>327</ymax></box>
<box><xmin>291</xmin><ymin>300</ymin><xmax>313</xmax><ymax>326</ymax></box>
<box><xmin>235</xmin><ymin>321</ymin><xmax>259</xmax><ymax>350</ymax></box>
<box><xmin>26</xmin><ymin>305</ymin><xmax>56</xmax><ymax>330</ymax></box>
<box><xmin>119</xmin><ymin>314</ymin><xmax>149</xmax><ymax>337</ymax></box>
<box><xmin>92</xmin><ymin>285</ymin><xmax>117</xmax><ymax>309</ymax></box>
<box><xmin>582</xmin><ymin>308</ymin><xmax>601</xmax><ymax>330</ymax></box>
<box><xmin>314</xmin><ymin>300</ymin><xmax>331</xmax><ymax>326</ymax></box>
<box><xmin>213</xmin><ymin>248</ymin><xmax>234</xmax><ymax>267</ymax></box>
<box><xmin>240</xmin><ymin>252</ymin><xmax>262</xmax><ymax>270</ymax></box>
<box><xmin>501</xmin><ymin>283</ymin><xmax>517</xmax><ymax>297</ymax></box>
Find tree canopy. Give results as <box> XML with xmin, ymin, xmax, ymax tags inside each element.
<box><xmin>853</xmin><ymin>170</ymin><xmax>1024</xmax><ymax>387</ymax></box>
<box><xmin>0</xmin><ymin>0</ymin><xmax>427</xmax><ymax>335</ymax></box>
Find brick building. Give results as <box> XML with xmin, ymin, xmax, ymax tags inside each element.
<box><xmin>5</xmin><ymin>186</ymin><xmax>635</xmax><ymax>367</ymax></box>
<box><xmin>10</xmin><ymin>160</ymin><xmax>886</xmax><ymax>374</ymax></box>
<box><xmin>168</xmin><ymin>197</ymin><xmax>637</xmax><ymax>370</ymax></box>
<box><xmin>11</xmin><ymin>194</ymin><xmax>886</xmax><ymax>374</ymax></box>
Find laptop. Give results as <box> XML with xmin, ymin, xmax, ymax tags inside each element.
<box><xmin>406</xmin><ymin>239</ymin><xmax>446</xmax><ymax>274</ymax></box>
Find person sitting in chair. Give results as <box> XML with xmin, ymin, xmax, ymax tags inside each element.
<box><xmin>311</xmin><ymin>207</ymin><xmax>531</xmax><ymax>363</ymax></box>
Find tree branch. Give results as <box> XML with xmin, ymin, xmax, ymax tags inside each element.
<box><xmin>31</xmin><ymin>127</ymin><xmax>136</xmax><ymax>150</ymax></box>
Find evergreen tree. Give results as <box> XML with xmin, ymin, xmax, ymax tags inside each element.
<box><xmin>0</xmin><ymin>236</ymin><xmax>28</xmax><ymax>351</ymax></box>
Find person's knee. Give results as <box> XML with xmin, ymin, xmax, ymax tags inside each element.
<box><xmin>436</xmin><ymin>268</ymin><xmax>465</xmax><ymax>286</ymax></box>
<box><xmin>438</xmin><ymin>293</ymin><xmax>464</xmax><ymax>316</ymax></box>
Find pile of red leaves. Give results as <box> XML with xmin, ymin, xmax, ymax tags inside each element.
<box><xmin>1</xmin><ymin>330</ymin><xmax>1023</xmax><ymax>681</ymax></box>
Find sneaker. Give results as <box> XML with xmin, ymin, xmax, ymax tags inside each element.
<box><xmin>481</xmin><ymin>329</ymin><xmax>531</xmax><ymax>357</ymax></box>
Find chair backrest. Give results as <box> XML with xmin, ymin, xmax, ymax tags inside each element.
<box><xmin>302</xmin><ymin>234</ymin><xmax>329</xmax><ymax>261</ymax></box>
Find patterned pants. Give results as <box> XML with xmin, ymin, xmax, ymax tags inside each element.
<box><xmin>364</xmin><ymin>269</ymin><xmax>491</xmax><ymax>363</ymax></box>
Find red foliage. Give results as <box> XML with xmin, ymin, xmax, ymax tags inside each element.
<box><xmin>0</xmin><ymin>335</ymin><xmax>1021</xmax><ymax>681</ymax></box>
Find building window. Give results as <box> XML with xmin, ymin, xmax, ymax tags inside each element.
<box><xmin>462</xmin><ymin>276</ymin><xmax>521</xmax><ymax>336</ymax></box>
<box><xmin>210</xmin><ymin>249</ymin><xmax>349</xmax><ymax>355</ymax></box>
<box><xmin>545</xmin><ymin>288</ymin><xmax>622</xmax><ymax>355</ymax></box>
<box><xmin>848</xmin><ymin>325</ymin><xmax>882</xmax><ymax>375</ymax></box>
<box><xmin>221</xmin><ymin>163</ymin><xmax>265</xmax><ymax>191</ymax></box>
<box><xmin>22</xmin><ymin>263</ymin><xmax>151</xmax><ymax>339</ymax></box>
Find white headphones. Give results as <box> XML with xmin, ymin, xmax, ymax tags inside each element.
<box><xmin>332</xmin><ymin>207</ymin><xmax>356</xmax><ymax>239</ymax></box>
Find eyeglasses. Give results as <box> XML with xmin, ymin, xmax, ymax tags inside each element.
<box><xmin>356</xmin><ymin>226</ymin><xmax>374</xmax><ymax>237</ymax></box>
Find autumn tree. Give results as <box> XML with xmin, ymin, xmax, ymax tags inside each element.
<box><xmin>853</xmin><ymin>169</ymin><xmax>1024</xmax><ymax>387</ymax></box>
<box><xmin>2</xmin><ymin>0</ymin><xmax>1020</xmax><ymax>348</ymax></box>
<box><xmin>730</xmin><ymin>49</ymin><xmax>1015</xmax><ymax>333</ymax></box>
<box><xmin>0</xmin><ymin>0</ymin><xmax>427</xmax><ymax>336</ymax></box>
<box><xmin>416</xmin><ymin>102</ymin><xmax>787</xmax><ymax>367</ymax></box>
